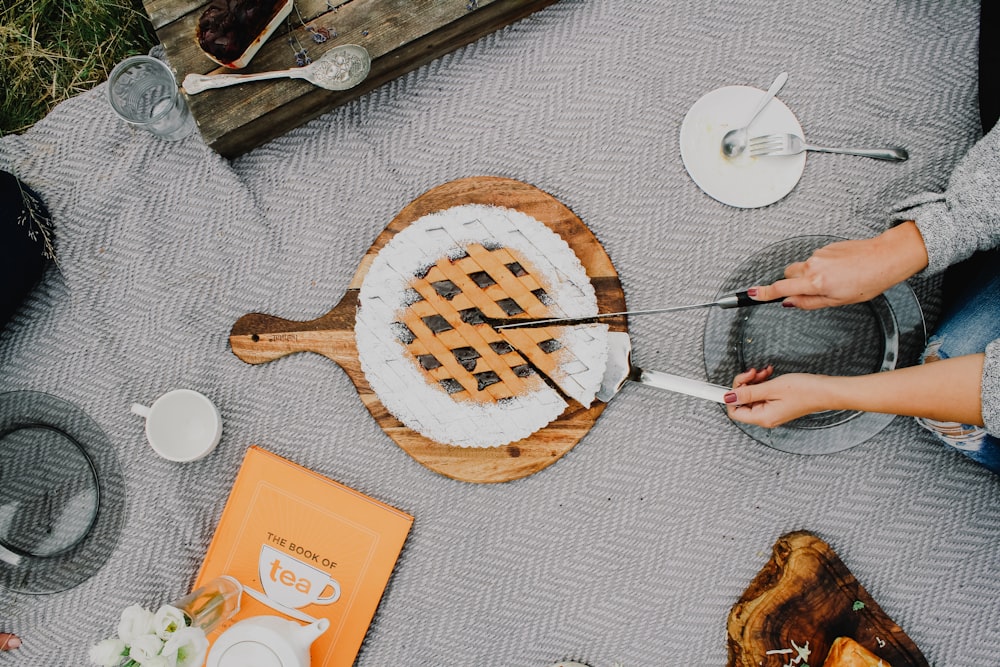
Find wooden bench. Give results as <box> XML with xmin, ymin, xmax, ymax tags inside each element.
<box><xmin>142</xmin><ymin>0</ymin><xmax>558</xmax><ymax>158</ymax></box>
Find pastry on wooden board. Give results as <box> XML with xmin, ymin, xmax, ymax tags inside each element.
<box><xmin>822</xmin><ymin>636</ymin><xmax>891</xmax><ymax>667</ymax></box>
<box><xmin>355</xmin><ymin>203</ymin><xmax>609</xmax><ymax>448</ymax></box>
<box><xmin>726</xmin><ymin>531</ymin><xmax>928</xmax><ymax>667</ymax></box>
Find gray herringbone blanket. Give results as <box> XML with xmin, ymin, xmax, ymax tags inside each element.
<box><xmin>2</xmin><ymin>1</ymin><xmax>998</xmax><ymax>665</ymax></box>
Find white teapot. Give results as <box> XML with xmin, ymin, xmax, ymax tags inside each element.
<box><xmin>206</xmin><ymin>615</ymin><xmax>330</xmax><ymax>667</ymax></box>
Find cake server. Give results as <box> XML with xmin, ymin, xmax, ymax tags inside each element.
<box><xmin>493</xmin><ymin>290</ymin><xmax>781</xmax><ymax>330</ymax></box>
<box><xmin>597</xmin><ymin>331</ymin><xmax>730</xmax><ymax>404</ymax></box>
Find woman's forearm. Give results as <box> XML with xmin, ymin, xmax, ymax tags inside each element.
<box><xmin>823</xmin><ymin>354</ymin><xmax>986</xmax><ymax>425</ymax></box>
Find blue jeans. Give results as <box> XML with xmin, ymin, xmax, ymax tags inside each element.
<box><xmin>917</xmin><ymin>248</ymin><xmax>1000</xmax><ymax>473</ymax></box>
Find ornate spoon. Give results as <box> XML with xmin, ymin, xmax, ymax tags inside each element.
<box><xmin>182</xmin><ymin>44</ymin><xmax>370</xmax><ymax>95</ymax></box>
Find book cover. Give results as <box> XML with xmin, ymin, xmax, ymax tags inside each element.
<box><xmin>195</xmin><ymin>446</ymin><xmax>413</xmax><ymax>666</ymax></box>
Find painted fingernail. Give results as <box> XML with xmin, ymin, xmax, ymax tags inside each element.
<box><xmin>782</xmin><ymin>301</ymin><xmax>795</xmax><ymax>308</ymax></box>
<box><xmin>724</xmin><ymin>392</ymin><xmax>738</xmax><ymax>404</ymax></box>
<box><xmin>747</xmin><ymin>288</ymin><xmax>758</xmax><ymax>297</ymax></box>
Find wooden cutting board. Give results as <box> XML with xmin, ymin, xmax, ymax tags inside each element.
<box><xmin>728</xmin><ymin>531</ymin><xmax>929</xmax><ymax>667</ymax></box>
<box><xmin>229</xmin><ymin>176</ymin><xmax>626</xmax><ymax>483</ymax></box>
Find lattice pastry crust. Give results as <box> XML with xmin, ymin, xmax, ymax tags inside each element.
<box><xmin>356</xmin><ymin>204</ymin><xmax>608</xmax><ymax>448</ymax></box>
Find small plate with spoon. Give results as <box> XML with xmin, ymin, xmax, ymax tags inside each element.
<box><xmin>679</xmin><ymin>79</ymin><xmax>805</xmax><ymax>209</ymax></box>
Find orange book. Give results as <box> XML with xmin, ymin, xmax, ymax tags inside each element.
<box><xmin>195</xmin><ymin>446</ymin><xmax>413</xmax><ymax>666</ymax></box>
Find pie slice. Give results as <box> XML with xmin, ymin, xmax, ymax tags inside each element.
<box><xmin>498</xmin><ymin>324</ymin><xmax>608</xmax><ymax>406</ymax></box>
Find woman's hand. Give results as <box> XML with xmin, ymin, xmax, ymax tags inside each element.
<box><xmin>725</xmin><ymin>367</ymin><xmax>834</xmax><ymax>428</ymax></box>
<box><xmin>726</xmin><ymin>355</ymin><xmax>987</xmax><ymax>429</ymax></box>
<box><xmin>747</xmin><ymin>222</ymin><xmax>929</xmax><ymax>310</ymax></box>
<box><xmin>0</xmin><ymin>633</ymin><xmax>20</xmax><ymax>651</ymax></box>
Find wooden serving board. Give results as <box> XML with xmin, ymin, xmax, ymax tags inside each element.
<box><xmin>229</xmin><ymin>176</ymin><xmax>626</xmax><ymax>483</ymax></box>
<box><xmin>728</xmin><ymin>531</ymin><xmax>929</xmax><ymax>667</ymax></box>
<box><xmin>143</xmin><ymin>0</ymin><xmax>558</xmax><ymax>157</ymax></box>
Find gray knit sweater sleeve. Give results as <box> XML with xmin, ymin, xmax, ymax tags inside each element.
<box><xmin>889</xmin><ymin>125</ymin><xmax>1000</xmax><ymax>436</ymax></box>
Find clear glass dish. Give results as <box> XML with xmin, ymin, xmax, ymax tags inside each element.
<box><xmin>0</xmin><ymin>391</ymin><xmax>125</xmax><ymax>593</ymax></box>
<box><xmin>703</xmin><ymin>236</ymin><xmax>926</xmax><ymax>455</ymax></box>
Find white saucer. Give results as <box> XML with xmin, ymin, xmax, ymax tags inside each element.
<box><xmin>679</xmin><ymin>85</ymin><xmax>806</xmax><ymax>208</ymax></box>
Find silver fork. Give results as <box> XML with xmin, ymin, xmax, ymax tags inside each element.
<box><xmin>749</xmin><ymin>134</ymin><xmax>908</xmax><ymax>161</ymax></box>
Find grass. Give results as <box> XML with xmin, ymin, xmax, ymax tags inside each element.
<box><xmin>0</xmin><ymin>0</ymin><xmax>157</xmax><ymax>136</ymax></box>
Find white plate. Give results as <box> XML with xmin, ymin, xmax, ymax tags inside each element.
<box><xmin>679</xmin><ymin>85</ymin><xmax>806</xmax><ymax>208</ymax></box>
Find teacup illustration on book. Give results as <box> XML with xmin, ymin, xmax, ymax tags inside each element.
<box><xmin>258</xmin><ymin>544</ymin><xmax>341</xmax><ymax>609</ymax></box>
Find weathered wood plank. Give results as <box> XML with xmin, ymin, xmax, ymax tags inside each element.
<box><xmin>143</xmin><ymin>0</ymin><xmax>557</xmax><ymax>157</ymax></box>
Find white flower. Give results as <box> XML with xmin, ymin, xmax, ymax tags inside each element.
<box><xmin>117</xmin><ymin>605</ymin><xmax>156</xmax><ymax>644</ymax></box>
<box><xmin>127</xmin><ymin>633</ymin><xmax>165</xmax><ymax>664</ymax></box>
<box><xmin>88</xmin><ymin>637</ymin><xmax>126</xmax><ymax>666</ymax></box>
<box><xmin>153</xmin><ymin>605</ymin><xmax>188</xmax><ymax>640</ymax></box>
<box><xmin>162</xmin><ymin>627</ymin><xmax>208</xmax><ymax>667</ymax></box>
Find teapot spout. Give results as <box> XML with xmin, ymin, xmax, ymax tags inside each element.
<box><xmin>297</xmin><ymin>618</ymin><xmax>330</xmax><ymax>646</ymax></box>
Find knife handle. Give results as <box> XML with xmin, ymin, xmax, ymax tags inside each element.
<box><xmin>718</xmin><ymin>290</ymin><xmax>785</xmax><ymax>308</ymax></box>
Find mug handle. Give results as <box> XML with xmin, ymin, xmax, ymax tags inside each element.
<box><xmin>312</xmin><ymin>579</ymin><xmax>341</xmax><ymax>605</ymax></box>
<box><xmin>130</xmin><ymin>403</ymin><xmax>151</xmax><ymax>418</ymax></box>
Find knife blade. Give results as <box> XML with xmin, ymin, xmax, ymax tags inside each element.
<box><xmin>493</xmin><ymin>290</ymin><xmax>782</xmax><ymax>330</ymax></box>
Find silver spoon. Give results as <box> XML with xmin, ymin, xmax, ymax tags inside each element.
<box><xmin>182</xmin><ymin>44</ymin><xmax>371</xmax><ymax>95</ymax></box>
<box><xmin>720</xmin><ymin>71</ymin><xmax>788</xmax><ymax>158</ymax></box>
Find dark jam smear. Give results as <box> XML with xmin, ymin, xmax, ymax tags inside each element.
<box><xmin>417</xmin><ymin>354</ymin><xmax>442</xmax><ymax>371</ymax></box>
<box><xmin>538</xmin><ymin>338</ymin><xmax>562</xmax><ymax>353</ymax></box>
<box><xmin>496</xmin><ymin>298</ymin><xmax>524</xmax><ymax>316</ymax></box>
<box><xmin>431</xmin><ymin>280</ymin><xmax>460</xmax><ymax>300</ymax></box>
<box><xmin>439</xmin><ymin>378</ymin><xmax>464</xmax><ymax>394</ymax></box>
<box><xmin>421</xmin><ymin>314</ymin><xmax>453</xmax><ymax>334</ymax></box>
<box><xmin>459</xmin><ymin>307</ymin><xmax>486</xmax><ymax>325</ymax></box>
<box><xmin>474</xmin><ymin>371</ymin><xmax>502</xmax><ymax>391</ymax></box>
<box><xmin>392</xmin><ymin>322</ymin><xmax>415</xmax><ymax>345</ymax></box>
<box><xmin>468</xmin><ymin>271</ymin><xmax>496</xmax><ymax>288</ymax></box>
<box><xmin>452</xmin><ymin>346</ymin><xmax>481</xmax><ymax>372</ymax></box>
<box><xmin>489</xmin><ymin>341</ymin><xmax>514</xmax><ymax>355</ymax></box>
<box><xmin>530</xmin><ymin>288</ymin><xmax>550</xmax><ymax>304</ymax></box>
<box><xmin>402</xmin><ymin>288</ymin><xmax>424</xmax><ymax>306</ymax></box>
<box><xmin>512</xmin><ymin>364</ymin><xmax>534</xmax><ymax>378</ymax></box>
<box><xmin>505</xmin><ymin>262</ymin><xmax>527</xmax><ymax>277</ymax></box>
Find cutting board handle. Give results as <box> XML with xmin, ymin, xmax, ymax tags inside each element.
<box><xmin>229</xmin><ymin>292</ymin><xmax>357</xmax><ymax>367</ymax></box>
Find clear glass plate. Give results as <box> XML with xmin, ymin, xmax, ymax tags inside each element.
<box><xmin>0</xmin><ymin>391</ymin><xmax>125</xmax><ymax>593</ymax></box>
<box><xmin>703</xmin><ymin>236</ymin><xmax>926</xmax><ymax>454</ymax></box>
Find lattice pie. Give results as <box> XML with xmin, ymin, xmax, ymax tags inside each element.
<box><xmin>355</xmin><ymin>204</ymin><xmax>608</xmax><ymax>448</ymax></box>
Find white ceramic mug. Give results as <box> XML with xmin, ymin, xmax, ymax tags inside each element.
<box><xmin>130</xmin><ymin>389</ymin><xmax>222</xmax><ymax>462</ymax></box>
<box><xmin>258</xmin><ymin>544</ymin><xmax>341</xmax><ymax>609</ymax></box>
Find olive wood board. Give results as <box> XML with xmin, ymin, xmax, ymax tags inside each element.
<box><xmin>229</xmin><ymin>176</ymin><xmax>626</xmax><ymax>483</ymax></box>
<box><xmin>727</xmin><ymin>531</ymin><xmax>929</xmax><ymax>667</ymax></box>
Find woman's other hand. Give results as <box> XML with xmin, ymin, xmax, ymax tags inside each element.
<box><xmin>747</xmin><ymin>221</ymin><xmax>929</xmax><ymax>310</ymax></box>
<box><xmin>726</xmin><ymin>354</ymin><xmax>987</xmax><ymax>429</ymax></box>
<box><xmin>725</xmin><ymin>367</ymin><xmax>833</xmax><ymax>428</ymax></box>
<box><xmin>1</xmin><ymin>633</ymin><xmax>20</xmax><ymax>651</ymax></box>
